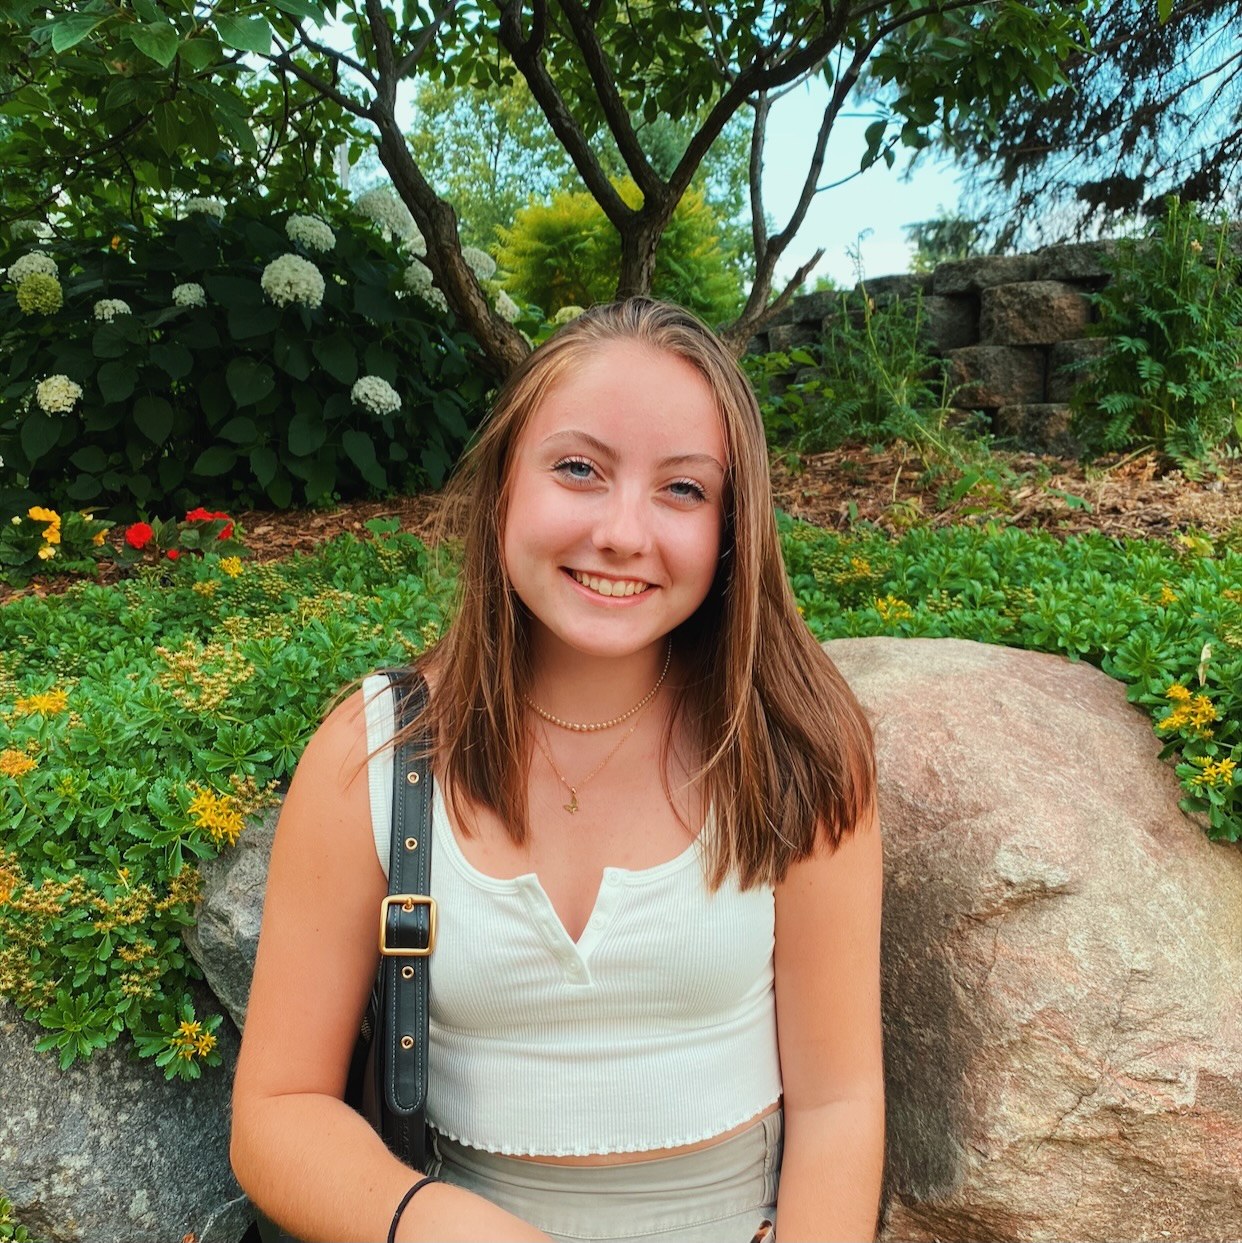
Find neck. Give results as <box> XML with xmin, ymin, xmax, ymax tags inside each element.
<box><xmin>526</xmin><ymin>637</ymin><xmax>671</xmax><ymax>726</ymax></box>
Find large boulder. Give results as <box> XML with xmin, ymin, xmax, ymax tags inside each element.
<box><xmin>980</xmin><ymin>281</ymin><xmax>1091</xmax><ymax>347</ymax></box>
<box><xmin>946</xmin><ymin>343</ymin><xmax>1046</xmax><ymax>409</ymax></box>
<box><xmin>1</xmin><ymin>988</ymin><xmax>249</xmax><ymax>1243</ymax></box>
<box><xmin>825</xmin><ymin>638</ymin><xmax>1242</xmax><ymax>1243</ymax></box>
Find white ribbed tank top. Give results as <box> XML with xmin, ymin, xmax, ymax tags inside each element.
<box><xmin>362</xmin><ymin>675</ymin><xmax>782</xmax><ymax>1156</ymax></box>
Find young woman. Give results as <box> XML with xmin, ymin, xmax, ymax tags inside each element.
<box><xmin>230</xmin><ymin>298</ymin><xmax>884</xmax><ymax>1242</ymax></box>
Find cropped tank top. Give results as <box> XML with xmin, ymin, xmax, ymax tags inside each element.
<box><xmin>362</xmin><ymin>675</ymin><xmax>782</xmax><ymax>1156</ymax></box>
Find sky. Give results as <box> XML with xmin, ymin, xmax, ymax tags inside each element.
<box><xmin>762</xmin><ymin>76</ymin><xmax>962</xmax><ymax>290</ymax></box>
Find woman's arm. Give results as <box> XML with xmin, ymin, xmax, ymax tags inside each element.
<box><xmin>773</xmin><ymin>803</ymin><xmax>885</xmax><ymax>1242</ymax></box>
<box><xmin>230</xmin><ymin>688</ymin><xmax>549</xmax><ymax>1243</ymax></box>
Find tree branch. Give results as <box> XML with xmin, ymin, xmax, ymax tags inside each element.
<box><xmin>556</xmin><ymin>0</ymin><xmax>662</xmax><ymax>199</ymax></box>
<box><xmin>393</xmin><ymin>0</ymin><xmax>461</xmax><ymax>80</ymax></box>
<box><xmin>719</xmin><ymin>250</ymin><xmax>824</xmax><ymax>355</ymax></box>
<box><xmin>748</xmin><ymin>90</ymin><xmax>770</xmax><ymax>260</ymax></box>
<box><xmin>496</xmin><ymin>0</ymin><xmax>631</xmax><ymax>228</ymax></box>
<box><xmin>364</xmin><ymin>0</ymin><xmax>398</xmax><ymax>112</ymax></box>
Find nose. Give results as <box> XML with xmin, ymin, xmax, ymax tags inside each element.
<box><xmin>592</xmin><ymin>486</ymin><xmax>652</xmax><ymax>558</ymax></box>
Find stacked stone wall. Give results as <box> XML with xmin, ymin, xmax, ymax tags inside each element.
<box><xmin>751</xmin><ymin>233</ymin><xmax>1236</xmax><ymax>454</ymax></box>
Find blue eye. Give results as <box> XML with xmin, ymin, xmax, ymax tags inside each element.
<box><xmin>553</xmin><ymin>457</ymin><xmax>596</xmax><ymax>481</ymax></box>
<box><xmin>668</xmin><ymin>478</ymin><xmax>708</xmax><ymax>503</ymax></box>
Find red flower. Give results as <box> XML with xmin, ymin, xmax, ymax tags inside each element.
<box><xmin>185</xmin><ymin>507</ymin><xmax>234</xmax><ymax>540</ymax></box>
<box><xmin>125</xmin><ymin>522</ymin><xmax>154</xmax><ymax>550</ymax></box>
<box><xmin>166</xmin><ymin>548</ymin><xmax>181</xmax><ymax>561</ymax></box>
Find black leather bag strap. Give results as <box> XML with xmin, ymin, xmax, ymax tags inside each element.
<box><xmin>377</xmin><ymin>669</ymin><xmax>435</xmax><ymax>1169</ymax></box>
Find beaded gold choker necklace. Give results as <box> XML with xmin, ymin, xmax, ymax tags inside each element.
<box><xmin>525</xmin><ymin>641</ymin><xmax>672</xmax><ymax>733</ymax></box>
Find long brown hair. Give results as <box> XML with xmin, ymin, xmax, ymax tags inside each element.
<box><xmin>390</xmin><ymin>297</ymin><xmax>874</xmax><ymax>889</ymax></box>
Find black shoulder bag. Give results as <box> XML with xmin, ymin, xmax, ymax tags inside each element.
<box><xmin>256</xmin><ymin>670</ymin><xmax>435</xmax><ymax>1243</ymax></box>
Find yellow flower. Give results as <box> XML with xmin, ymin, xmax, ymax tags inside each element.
<box><xmin>187</xmin><ymin>786</ymin><xmax>245</xmax><ymax>846</ymax></box>
<box><xmin>875</xmin><ymin>594</ymin><xmax>913</xmax><ymax>622</ymax></box>
<box><xmin>37</xmin><ymin>545</ymin><xmax>56</xmax><ymax>560</ymax></box>
<box><xmin>1165</xmin><ymin>683</ymin><xmax>1191</xmax><ymax>702</ymax></box>
<box><xmin>92</xmin><ymin>530</ymin><xmax>107</xmax><ymax>546</ymax></box>
<box><xmin>1157</xmin><ymin>585</ymin><xmax>1178</xmax><ymax>606</ymax></box>
<box><xmin>27</xmin><ymin>505</ymin><xmax>59</xmax><ymax>524</ymax></box>
<box><xmin>14</xmin><ymin>689</ymin><xmax>68</xmax><ymax>716</ymax></box>
<box><xmin>194</xmin><ymin>1031</ymin><xmax>217</xmax><ymax>1057</ymax></box>
<box><xmin>219</xmin><ymin>556</ymin><xmax>242</xmax><ymax>578</ymax></box>
<box><xmin>0</xmin><ymin>749</ymin><xmax>37</xmax><ymax>778</ymax></box>
<box><xmin>177</xmin><ymin>1018</ymin><xmax>203</xmax><ymax>1039</ymax></box>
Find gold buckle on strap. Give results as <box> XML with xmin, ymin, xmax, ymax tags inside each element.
<box><xmin>378</xmin><ymin>894</ymin><xmax>437</xmax><ymax>957</ymax></box>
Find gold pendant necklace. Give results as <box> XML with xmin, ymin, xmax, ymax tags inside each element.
<box><xmin>532</xmin><ymin>713</ymin><xmax>644</xmax><ymax>814</ymax></box>
<box><xmin>525</xmin><ymin>642</ymin><xmax>671</xmax><ymax>733</ymax></box>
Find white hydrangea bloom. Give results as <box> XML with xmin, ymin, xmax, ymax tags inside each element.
<box><xmin>93</xmin><ymin>298</ymin><xmax>131</xmax><ymax>322</ymax></box>
<box><xmin>553</xmin><ymin>304</ymin><xmax>585</xmax><ymax>324</ymax></box>
<box><xmin>425</xmin><ymin>286</ymin><xmax>448</xmax><ymax>313</ymax></box>
<box><xmin>172</xmin><ymin>282</ymin><xmax>207</xmax><ymax>308</ymax></box>
<box><xmin>184</xmin><ymin>196</ymin><xmax>226</xmax><ymax>219</ymax></box>
<box><xmin>494</xmin><ymin>290</ymin><xmax>521</xmax><ymax>323</ymax></box>
<box><xmin>11</xmin><ymin>220</ymin><xmax>53</xmax><ymax>241</ymax></box>
<box><xmin>409</xmin><ymin>228</ymin><xmax>428</xmax><ymax>257</ymax></box>
<box><xmin>461</xmin><ymin>246</ymin><xmax>497</xmax><ymax>280</ymax></box>
<box><xmin>351</xmin><ymin>374</ymin><xmax>401</xmax><ymax>416</ymax></box>
<box><xmin>260</xmin><ymin>253</ymin><xmax>325</xmax><ymax>309</ymax></box>
<box><xmin>35</xmin><ymin>374</ymin><xmax>83</xmax><ymax>415</ymax></box>
<box><xmin>402</xmin><ymin>259</ymin><xmax>432</xmax><ymax>293</ymax></box>
<box><xmin>354</xmin><ymin>187</ymin><xmax>416</xmax><ymax>240</ymax></box>
<box><xmin>286</xmin><ymin>213</ymin><xmax>336</xmax><ymax>253</ymax></box>
<box><xmin>7</xmin><ymin>252</ymin><xmax>57</xmax><ymax>283</ymax></box>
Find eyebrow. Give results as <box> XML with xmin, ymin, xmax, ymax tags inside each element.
<box><xmin>540</xmin><ymin>429</ymin><xmax>726</xmax><ymax>475</ymax></box>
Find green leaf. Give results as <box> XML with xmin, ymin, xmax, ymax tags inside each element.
<box><xmin>97</xmin><ymin>360</ymin><xmax>135</xmax><ymax>404</ymax></box>
<box><xmin>1157</xmin><ymin>0</ymin><xmax>1173</xmax><ymax>20</ymax></box>
<box><xmin>312</xmin><ymin>334</ymin><xmax>357</xmax><ymax>385</ymax></box>
<box><xmin>265</xmin><ymin>473</ymin><xmax>293</xmax><ymax>508</ymax></box>
<box><xmin>226</xmin><ymin>357</ymin><xmax>276</xmax><ymax>408</ymax></box>
<box><xmin>228</xmin><ymin>304</ymin><xmax>280</xmax><ymax>340</ymax></box>
<box><xmin>342</xmin><ymin>429</ymin><xmax>386</xmax><ymax>489</ymax></box>
<box><xmin>219</xmin><ymin>416</ymin><xmax>258</xmax><ymax>444</ymax></box>
<box><xmin>271</xmin><ymin>0</ymin><xmax>325</xmax><ymax>18</ymax></box>
<box><xmin>152</xmin><ymin>102</ymin><xmax>181</xmax><ymax>157</ymax></box>
<box><xmin>150</xmin><ymin>343</ymin><xmax>193</xmax><ymax>380</ymax></box>
<box><xmin>51</xmin><ymin>13</ymin><xmax>107</xmax><ymax>52</ymax></box>
<box><xmin>274</xmin><ymin>334</ymin><xmax>311</xmax><ymax>380</ymax></box>
<box><xmin>193</xmin><ymin>446</ymin><xmax>237</xmax><ymax>476</ymax></box>
<box><xmin>204</xmin><ymin>274</ymin><xmax>262</xmax><ymax>309</ymax></box>
<box><xmin>129</xmin><ymin>21</ymin><xmax>181</xmax><ymax>68</ymax></box>
<box><xmin>287</xmin><ymin>409</ymin><xmax>327</xmax><ymax>456</ymax></box>
<box><xmin>133</xmin><ymin>396</ymin><xmax>173</xmax><ymax>445</ymax></box>
<box><xmin>178</xmin><ymin>33</ymin><xmax>219</xmax><ymax>72</ymax></box>
<box><xmin>71</xmin><ymin>445</ymin><xmax>109</xmax><ymax>472</ymax></box>
<box><xmin>215</xmin><ymin>13</ymin><xmax>271</xmax><ymax>54</ymax></box>
<box><xmin>250</xmin><ymin>445</ymin><xmax>278</xmax><ymax>487</ymax></box>
<box><xmin>21</xmin><ymin>412</ymin><xmax>61</xmax><ymax>464</ymax></box>
<box><xmin>92</xmin><ymin>323</ymin><xmax>131</xmax><ymax>360</ymax></box>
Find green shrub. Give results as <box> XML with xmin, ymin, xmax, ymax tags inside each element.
<box><xmin>746</xmin><ymin>292</ymin><xmax>952</xmax><ymax>456</ymax></box>
<box><xmin>496</xmin><ymin>178</ymin><xmax>742</xmax><ymax>323</ymax></box>
<box><xmin>783</xmin><ymin>517</ymin><xmax>1240</xmax><ymax>841</ymax></box>
<box><xmin>1073</xmin><ymin>197</ymin><xmax>1242</xmax><ymax>465</ymax></box>
<box><xmin>0</xmin><ymin>526</ymin><xmax>456</xmax><ymax>1074</ymax></box>
<box><xmin>0</xmin><ymin>200</ymin><xmax>490</xmax><ymax>519</ymax></box>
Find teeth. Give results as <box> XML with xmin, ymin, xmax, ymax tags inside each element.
<box><xmin>571</xmin><ymin>571</ymin><xmax>650</xmax><ymax>597</ymax></box>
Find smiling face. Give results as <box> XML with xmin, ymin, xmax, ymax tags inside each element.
<box><xmin>500</xmin><ymin>338</ymin><xmax>728</xmax><ymax>666</ymax></box>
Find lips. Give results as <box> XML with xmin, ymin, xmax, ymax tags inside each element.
<box><xmin>568</xmin><ymin>569</ymin><xmax>653</xmax><ymax>598</ymax></box>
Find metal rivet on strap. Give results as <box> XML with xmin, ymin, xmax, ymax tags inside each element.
<box><xmin>406</xmin><ymin>771</ymin><xmax>420</xmax><ymax>784</ymax></box>
<box><xmin>404</xmin><ymin>836</ymin><xmax>417</xmax><ymax>851</ymax></box>
<box><xmin>400</xmin><ymin>1035</ymin><xmax>414</xmax><ymax>1050</ymax></box>
<box><xmin>401</xmin><ymin>965</ymin><xmax>414</xmax><ymax>979</ymax></box>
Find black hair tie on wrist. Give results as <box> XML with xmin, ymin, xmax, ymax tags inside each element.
<box><xmin>387</xmin><ymin>1175</ymin><xmax>442</xmax><ymax>1243</ymax></box>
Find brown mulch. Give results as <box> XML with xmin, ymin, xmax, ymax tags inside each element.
<box><xmin>770</xmin><ymin>445</ymin><xmax>1242</xmax><ymax>542</ymax></box>
<box><xmin>4</xmin><ymin>447</ymin><xmax>1240</xmax><ymax>606</ymax></box>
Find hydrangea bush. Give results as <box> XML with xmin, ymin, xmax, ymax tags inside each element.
<box><xmin>0</xmin><ymin>198</ymin><xmax>490</xmax><ymax>517</ymax></box>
